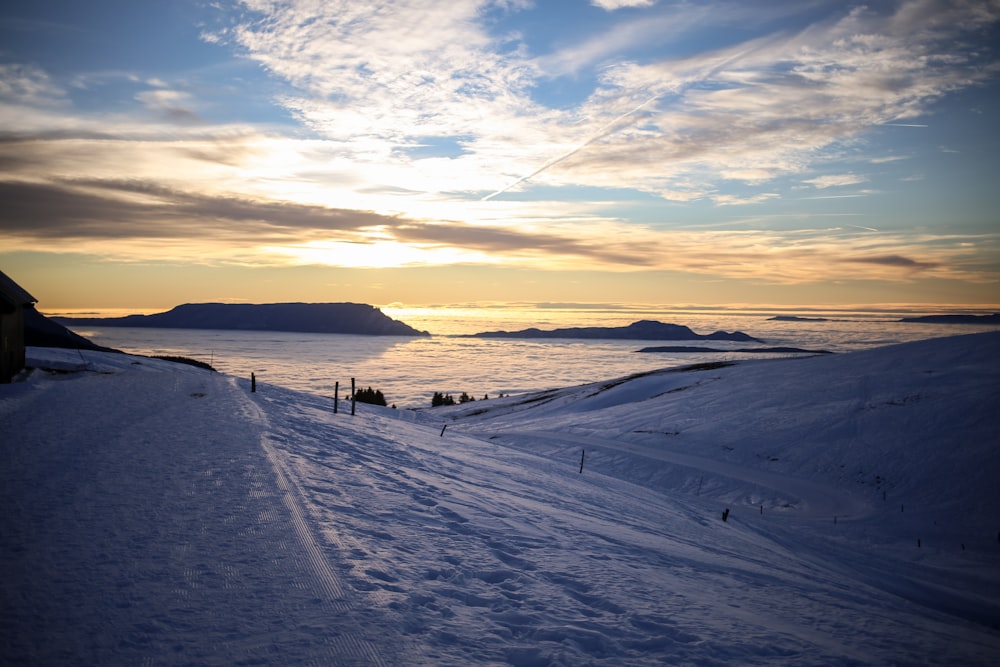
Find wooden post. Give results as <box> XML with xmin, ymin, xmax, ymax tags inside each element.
<box><xmin>251</xmin><ymin>372</ymin><xmax>256</xmax><ymax>393</ymax></box>
<box><xmin>351</xmin><ymin>377</ymin><xmax>356</xmax><ymax>416</ymax></box>
<box><xmin>579</xmin><ymin>449</ymin><xmax>585</xmax><ymax>474</ymax></box>
<box><xmin>722</xmin><ymin>508</ymin><xmax>730</xmax><ymax>522</ymax></box>
<box><xmin>440</xmin><ymin>424</ymin><xmax>447</xmax><ymax>437</ymax></box>
<box><xmin>334</xmin><ymin>381</ymin><xmax>339</xmax><ymax>414</ymax></box>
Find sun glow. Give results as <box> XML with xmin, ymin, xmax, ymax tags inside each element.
<box><xmin>263</xmin><ymin>239</ymin><xmax>496</xmax><ymax>269</ymax></box>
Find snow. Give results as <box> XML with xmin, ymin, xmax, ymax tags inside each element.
<box><xmin>2</xmin><ymin>333</ymin><xmax>999</xmax><ymax>665</ymax></box>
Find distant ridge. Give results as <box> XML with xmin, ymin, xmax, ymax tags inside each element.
<box><xmin>899</xmin><ymin>313</ymin><xmax>1000</xmax><ymax>324</ymax></box>
<box><xmin>469</xmin><ymin>319</ymin><xmax>760</xmax><ymax>342</ymax></box>
<box><xmin>54</xmin><ymin>302</ymin><xmax>429</xmax><ymax>336</ymax></box>
<box><xmin>637</xmin><ymin>345</ymin><xmax>832</xmax><ymax>354</ymax></box>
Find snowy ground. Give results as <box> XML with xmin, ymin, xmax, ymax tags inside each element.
<box><xmin>2</xmin><ymin>332</ymin><xmax>999</xmax><ymax>665</ymax></box>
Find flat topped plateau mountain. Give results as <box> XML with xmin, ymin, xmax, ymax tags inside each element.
<box><xmin>469</xmin><ymin>319</ymin><xmax>760</xmax><ymax>342</ymax></box>
<box><xmin>54</xmin><ymin>302</ymin><xmax>429</xmax><ymax>336</ymax></box>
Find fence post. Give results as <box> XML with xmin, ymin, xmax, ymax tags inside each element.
<box><xmin>579</xmin><ymin>449</ymin><xmax>585</xmax><ymax>474</ymax></box>
<box><xmin>351</xmin><ymin>377</ymin><xmax>356</xmax><ymax>416</ymax></box>
<box><xmin>251</xmin><ymin>372</ymin><xmax>256</xmax><ymax>393</ymax></box>
<box><xmin>334</xmin><ymin>381</ymin><xmax>339</xmax><ymax>414</ymax></box>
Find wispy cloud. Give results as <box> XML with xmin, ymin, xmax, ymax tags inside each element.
<box><xmin>218</xmin><ymin>0</ymin><xmax>1000</xmax><ymax>204</ymax></box>
<box><xmin>548</xmin><ymin>2</ymin><xmax>1000</xmax><ymax>200</ymax></box>
<box><xmin>591</xmin><ymin>0</ymin><xmax>657</xmax><ymax>10</ymax></box>
<box><xmin>712</xmin><ymin>193</ymin><xmax>779</xmax><ymax>207</ymax></box>
<box><xmin>0</xmin><ymin>63</ymin><xmax>67</xmax><ymax>107</ymax></box>
<box><xmin>228</xmin><ymin>1</ymin><xmax>537</xmax><ymax>144</ymax></box>
<box><xmin>135</xmin><ymin>88</ymin><xmax>202</xmax><ymax>123</ymax></box>
<box><xmin>804</xmin><ymin>174</ymin><xmax>867</xmax><ymax>189</ymax></box>
<box><xmin>534</xmin><ymin>9</ymin><xmax>705</xmax><ymax>78</ymax></box>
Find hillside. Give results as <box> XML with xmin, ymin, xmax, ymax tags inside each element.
<box><xmin>54</xmin><ymin>302</ymin><xmax>429</xmax><ymax>336</ymax></box>
<box><xmin>1</xmin><ymin>332</ymin><xmax>998</xmax><ymax>665</ymax></box>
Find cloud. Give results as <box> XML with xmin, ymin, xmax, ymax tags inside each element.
<box><xmin>228</xmin><ymin>1</ymin><xmax>538</xmax><ymax>144</ymax></box>
<box><xmin>804</xmin><ymin>174</ymin><xmax>867</xmax><ymax>189</ymax></box>
<box><xmin>135</xmin><ymin>89</ymin><xmax>203</xmax><ymax>124</ymax></box>
<box><xmin>3</xmin><ymin>174</ymin><xmax>994</xmax><ymax>285</ymax></box>
<box><xmin>711</xmin><ymin>193</ymin><xmax>779</xmax><ymax>207</ymax></box>
<box><xmin>192</xmin><ymin>0</ymin><xmax>1000</xmax><ymax>207</ymax></box>
<box><xmin>843</xmin><ymin>254</ymin><xmax>940</xmax><ymax>272</ymax></box>
<box><xmin>0</xmin><ymin>178</ymin><xmax>397</xmax><ymax>238</ymax></box>
<box><xmin>535</xmin><ymin>9</ymin><xmax>702</xmax><ymax>78</ymax></box>
<box><xmin>552</xmin><ymin>3</ymin><xmax>999</xmax><ymax>199</ymax></box>
<box><xmin>391</xmin><ymin>220</ymin><xmax>650</xmax><ymax>266</ymax></box>
<box><xmin>869</xmin><ymin>155</ymin><xmax>909</xmax><ymax>164</ymax></box>
<box><xmin>591</xmin><ymin>0</ymin><xmax>656</xmax><ymax>10</ymax></box>
<box><xmin>0</xmin><ymin>64</ymin><xmax>66</xmax><ymax>107</ymax></box>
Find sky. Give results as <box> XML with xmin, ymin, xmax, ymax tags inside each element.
<box><xmin>1</xmin><ymin>0</ymin><xmax>999</xmax><ymax>314</ymax></box>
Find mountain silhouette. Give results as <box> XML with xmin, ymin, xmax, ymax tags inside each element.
<box><xmin>470</xmin><ymin>320</ymin><xmax>760</xmax><ymax>342</ymax></box>
<box><xmin>55</xmin><ymin>303</ymin><xmax>429</xmax><ymax>336</ymax></box>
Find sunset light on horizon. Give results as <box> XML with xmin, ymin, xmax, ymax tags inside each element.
<box><xmin>2</xmin><ymin>0</ymin><xmax>999</xmax><ymax>315</ymax></box>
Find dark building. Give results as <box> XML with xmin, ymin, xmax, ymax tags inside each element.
<box><xmin>0</xmin><ymin>270</ymin><xmax>37</xmax><ymax>383</ymax></box>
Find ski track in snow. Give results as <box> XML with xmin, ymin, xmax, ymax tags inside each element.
<box><xmin>3</xmin><ymin>335</ymin><xmax>1000</xmax><ymax>666</ymax></box>
<box><xmin>245</xmin><ymin>393</ymin><xmax>399</xmax><ymax>666</ymax></box>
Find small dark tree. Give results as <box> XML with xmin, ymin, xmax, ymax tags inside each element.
<box><xmin>459</xmin><ymin>392</ymin><xmax>475</xmax><ymax>403</ymax></box>
<box><xmin>432</xmin><ymin>392</ymin><xmax>456</xmax><ymax>407</ymax></box>
<box><xmin>354</xmin><ymin>386</ymin><xmax>387</xmax><ymax>406</ymax></box>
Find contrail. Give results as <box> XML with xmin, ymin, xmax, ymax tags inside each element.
<box><xmin>481</xmin><ymin>93</ymin><xmax>662</xmax><ymax>201</ymax></box>
<box><xmin>480</xmin><ymin>46</ymin><xmax>750</xmax><ymax>202</ymax></box>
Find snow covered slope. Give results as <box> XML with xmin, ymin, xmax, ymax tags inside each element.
<box><xmin>2</xmin><ymin>333</ymin><xmax>998</xmax><ymax>665</ymax></box>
